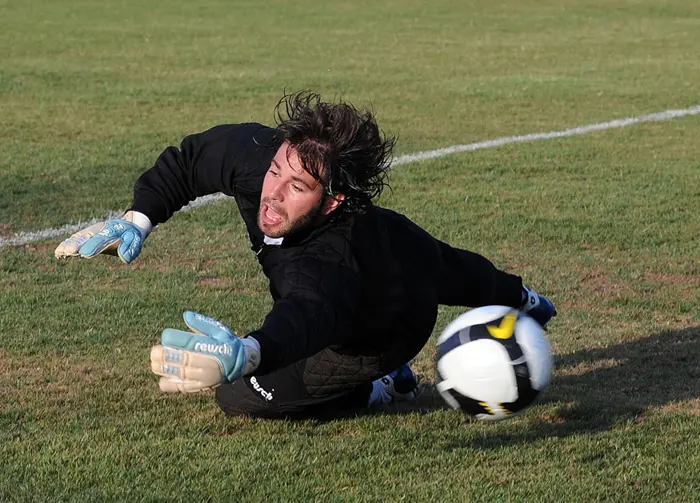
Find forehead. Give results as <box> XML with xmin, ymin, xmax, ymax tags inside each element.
<box><xmin>273</xmin><ymin>142</ymin><xmax>318</xmax><ymax>182</ymax></box>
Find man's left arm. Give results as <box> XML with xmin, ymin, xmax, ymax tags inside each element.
<box><xmin>150</xmin><ymin>257</ymin><xmax>361</xmax><ymax>391</ymax></box>
<box><xmin>248</xmin><ymin>257</ymin><xmax>362</xmax><ymax>375</ymax></box>
<box><xmin>435</xmin><ymin>240</ymin><xmax>556</xmax><ymax>326</ymax></box>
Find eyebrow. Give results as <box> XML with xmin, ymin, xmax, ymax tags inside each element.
<box><xmin>271</xmin><ymin>159</ymin><xmax>315</xmax><ymax>190</ymax></box>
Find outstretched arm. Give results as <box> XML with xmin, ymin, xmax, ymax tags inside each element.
<box><xmin>55</xmin><ymin>123</ymin><xmax>280</xmax><ymax>262</ymax></box>
<box><xmin>129</xmin><ymin>123</ymin><xmax>279</xmax><ymax>225</ymax></box>
<box><xmin>435</xmin><ymin>240</ymin><xmax>524</xmax><ymax>308</ymax></box>
<box><xmin>435</xmin><ymin>240</ymin><xmax>556</xmax><ymax>326</ymax></box>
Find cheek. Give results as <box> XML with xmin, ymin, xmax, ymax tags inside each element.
<box><xmin>294</xmin><ymin>193</ymin><xmax>322</xmax><ymax>215</ymax></box>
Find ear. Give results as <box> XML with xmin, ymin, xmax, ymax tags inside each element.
<box><xmin>321</xmin><ymin>193</ymin><xmax>345</xmax><ymax>215</ymax></box>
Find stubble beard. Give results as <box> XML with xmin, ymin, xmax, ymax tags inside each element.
<box><xmin>258</xmin><ymin>195</ymin><xmax>327</xmax><ymax>239</ymax></box>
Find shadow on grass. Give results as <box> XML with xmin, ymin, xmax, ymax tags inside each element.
<box><xmin>379</xmin><ymin>326</ymin><xmax>700</xmax><ymax>443</ymax></box>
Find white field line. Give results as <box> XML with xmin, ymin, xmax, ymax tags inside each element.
<box><xmin>2</xmin><ymin>105</ymin><xmax>699</xmax><ymax>248</ymax></box>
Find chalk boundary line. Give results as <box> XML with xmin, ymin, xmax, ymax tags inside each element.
<box><xmin>2</xmin><ymin>104</ymin><xmax>699</xmax><ymax>248</ymax></box>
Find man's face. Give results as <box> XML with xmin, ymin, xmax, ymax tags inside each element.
<box><xmin>258</xmin><ymin>142</ymin><xmax>342</xmax><ymax>238</ymax></box>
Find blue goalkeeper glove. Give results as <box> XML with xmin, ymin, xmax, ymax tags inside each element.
<box><xmin>521</xmin><ymin>285</ymin><xmax>557</xmax><ymax>327</ymax></box>
<box><xmin>54</xmin><ymin>210</ymin><xmax>152</xmax><ymax>264</ymax></box>
<box><xmin>150</xmin><ymin>311</ymin><xmax>261</xmax><ymax>393</ymax></box>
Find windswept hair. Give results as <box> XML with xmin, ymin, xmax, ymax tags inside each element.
<box><xmin>274</xmin><ymin>90</ymin><xmax>396</xmax><ymax>213</ymax></box>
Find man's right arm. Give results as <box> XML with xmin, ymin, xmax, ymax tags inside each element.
<box><xmin>55</xmin><ymin>123</ymin><xmax>280</xmax><ymax>261</ymax></box>
<box><xmin>129</xmin><ymin>123</ymin><xmax>279</xmax><ymax>225</ymax></box>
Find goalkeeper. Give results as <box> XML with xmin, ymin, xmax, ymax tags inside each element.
<box><xmin>55</xmin><ymin>91</ymin><xmax>556</xmax><ymax>419</ymax></box>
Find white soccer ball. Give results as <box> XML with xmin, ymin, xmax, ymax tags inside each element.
<box><xmin>436</xmin><ymin>305</ymin><xmax>553</xmax><ymax>421</ymax></box>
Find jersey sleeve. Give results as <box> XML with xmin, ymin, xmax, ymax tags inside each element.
<box><xmin>247</xmin><ymin>256</ymin><xmax>362</xmax><ymax>375</ymax></box>
<box><xmin>129</xmin><ymin>123</ymin><xmax>280</xmax><ymax>225</ymax></box>
<box><xmin>435</xmin><ymin>239</ymin><xmax>524</xmax><ymax>308</ymax></box>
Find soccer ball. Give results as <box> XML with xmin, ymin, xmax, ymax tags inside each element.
<box><xmin>436</xmin><ymin>305</ymin><xmax>553</xmax><ymax>421</ymax></box>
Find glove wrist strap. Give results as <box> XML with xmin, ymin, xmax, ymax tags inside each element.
<box><xmin>241</xmin><ymin>337</ymin><xmax>261</xmax><ymax>376</ymax></box>
<box><xmin>521</xmin><ymin>285</ymin><xmax>540</xmax><ymax>312</ymax></box>
<box><xmin>123</xmin><ymin>210</ymin><xmax>153</xmax><ymax>238</ymax></box>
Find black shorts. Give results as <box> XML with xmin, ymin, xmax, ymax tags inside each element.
<box><xmin>215</xmin><ymin>347</ymin><xmax>379</xmax><ymax>419</ymax></box>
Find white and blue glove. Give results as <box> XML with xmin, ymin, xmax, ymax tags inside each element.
<box><xmin>521</xmin><ymin>285</ymin><xmax>557</xmax><ymax>327</ymax></box>
<box><xmin>150</xmin><ymin>311</ymin><xmax>261</xmax><ymax>393</ymax></box>
<box><xmin>54</xmin><ymin>210</ymin><xmax>152</xmax><ymax>264</ymax></box>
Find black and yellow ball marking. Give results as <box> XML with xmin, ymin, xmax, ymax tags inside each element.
<box><xmin>499</xmin><ymin>404</ymin><xmax>514</xmax><ymax>415</ymax></box>
<box><xmin>478</xmin><ymin>401</ymin><xmax>494</xmax><ymax>415</ymax></box>
<box><xmin>438</xmin><ymin>386</ymin><xmax>496</xmax><ymax>416</ymax></box>
<box><xmin>486</xmin><ymin>311</ymin><xmax>518</xmax><ymax>339</ymax></box>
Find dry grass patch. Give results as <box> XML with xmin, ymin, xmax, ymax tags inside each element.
<box><xmin>651</xmin><ymin>398</ymin><xmax>700</xmax><ymax>416</ymax></box>
<box><xmin>0</xmin><ymin>350</ymin><xmax>115</xmax><ymax>405</ymax></box>
<box><xmin>556</xmin><ymin>357</ymin><xmax>622</xmax><ymax>376</ymax></box>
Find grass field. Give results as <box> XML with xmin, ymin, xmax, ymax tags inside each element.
<box><xmin>2</xmin><ymin>0</ymin><xmax>700</xmax><ymax>501</ymax></box>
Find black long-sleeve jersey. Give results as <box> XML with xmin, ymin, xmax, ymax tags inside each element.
<box><xmin>130</xmin><ymin>123</ymin><xmax>524</xmax><ymax>376</ymax></box>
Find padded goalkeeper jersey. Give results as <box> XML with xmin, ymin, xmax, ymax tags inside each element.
<box><xmin>130</xmin><ymin>123</ymin><xmax>524</xmax><ymax>376</ymax></box>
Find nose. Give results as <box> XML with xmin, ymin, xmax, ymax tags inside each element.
<box><xmin>268</xmin><ymin>178</ymin><xmax>284</xmax><ymax>202</ymax></box>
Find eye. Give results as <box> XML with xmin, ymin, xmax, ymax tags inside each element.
<box><xmin>291</xmin><ymin>184</ymin><xmax>304</xmax><ymax>193</ymax></box>
<box><xmin>269</xmin><ymin>168</ymin><xmax>280</xmax><ymax>177</ymax></box>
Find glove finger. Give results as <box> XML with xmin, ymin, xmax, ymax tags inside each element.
<box><xmin>55</xmin><ymin>235</ymin><xmax>90</xmax><ymax>258</ymax></box>
<box><xmin>150</xmin><ymin>343</ymin><xmax>224</xmax><ymax>377</ymax></box>
<box><xmin>54</xmin><ymin>222</ymin><xmax>108</xmax><ymax>259</ymax></box>
<box><xmin>150</xmin><ymin>344</ymin><xmax>184</xmax><ymax>378</ymax></box>
<box><xmin>150</xmin><ymin>344</ymin><xmax>224</xmax><ymax>390</ymax></box>
<box><xmin>158</xmin><ymin>377</ymin><xmax>187</xmax><ymax>393</ymax></box>
<box><xmin>160</xmin><ymin>328</ymin><xmax>201</xmax><ymax>350</ymax></box>
<box><xmin>78</xmin><ymin>233</ymin><xmax>121</xmax><ymax>258</ymax></box>
<box><xmin>161</xmin><ymin>328</ymin><xmax>237</xmax><ymax>352</ymax></box>
<box><xmin>183</xmin><ymin>311</ymin><xmax>235</xmax><ymax>340</ymax></box>
<box><xmin>158</xmin><ymin>377</ymin><xmax>218</xmax><ymax>393</ymax></box>
<box><xmin>117</xmin><ymin>230</ymin><xmax>142</xmax><ymax>264</ymax></box>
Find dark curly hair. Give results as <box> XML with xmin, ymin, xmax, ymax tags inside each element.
<box><xmin>274</xmin><ymin>90</ymin><xmax>395</xmax><ymax>213</ymax></box>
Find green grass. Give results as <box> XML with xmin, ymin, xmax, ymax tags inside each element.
<box><xmin>2</xmin><ymin>0</ymin><xmax>700</xmax><ymax>501</ymax></box>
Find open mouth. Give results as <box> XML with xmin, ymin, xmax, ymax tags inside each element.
<box><xmin>262</xmin><ymin>203</ymin><xmax>284</xmax><ymax>226</ymax></box>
